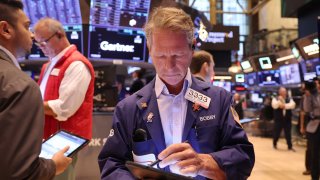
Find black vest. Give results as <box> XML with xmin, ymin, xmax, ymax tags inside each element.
<box><xmin>273</xmin><ymin>98</ymin><xmax>292</xmax><ymax>121</ymax></box>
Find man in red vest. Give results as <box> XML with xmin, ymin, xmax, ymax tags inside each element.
<box><xmin>33</xmin><ymin>17</ymin><xmax>95</xmax><ymax>180</ymax></box>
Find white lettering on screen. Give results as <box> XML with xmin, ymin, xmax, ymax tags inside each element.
<box><xmin>100</xmin><ymin>41</ymin><xmax>135</xmax><ymax>52</ymax></box>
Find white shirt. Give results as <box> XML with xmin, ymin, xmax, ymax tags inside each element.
<box><xmin>0</xmin><ymin>45</ymin><xmax>20</xmax><ymax>69</ymax></box>
<box><xmin>272</xmin><ymin>96</ymin><xmax>296</xmax><ymax>115</ymax></box>
<box><xmin>40</xmin><ymin>45</ymin><xmax>92</xmax><ymax>121</ymax></box>
<box><xmin>155</xmin><ymin>69</ymin><xmax>192</xmax><ymax>147</ymax></box>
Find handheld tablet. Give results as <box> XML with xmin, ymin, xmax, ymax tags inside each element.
<box><xmin>125</xmin><ymin>161</ymin><xmax>193</xmax><ymax>180</ymax></box>
<box><xmin>39</xmin><ymin>130</ymin><xmax>89</xmax><ymax>159</ymax></box>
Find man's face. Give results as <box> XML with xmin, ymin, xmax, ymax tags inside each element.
<box><xmin>279</xmin><ymin>88</ymin><xmax>287</xmax><ymax>98</ymax></box>
<box><xmin>34</xmin><ymin>25</ymin><xmax>57</xmax><ymax>58</ymax></box>
<box><xmin>149</xmin><ymin>29</ymin><xmax>193</xmax><ymax>87</ymax></box>
<box><xmin>12</xmin><ymin>10</ymin><xmax>33</xmax><ymax>58</ymax></box>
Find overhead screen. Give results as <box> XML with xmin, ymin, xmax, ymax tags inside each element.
<box><xmin>257</xmin><ymin>70</ymin><xmax>281</xmax><ymax>86</ymax></box>
<box><xmin>22</xmin><ymin>0</ymin><xmax>83</xmax><ymax>60</ymax></box>
<box><xmin>88</xmin><ymin>0</ymin><xmax>151</xmax><ymax>61</ymax></box>
<box><xmin>279</xmin><ymin>63</ymin><xmax>301</xmax><ymax>85</ymax></box>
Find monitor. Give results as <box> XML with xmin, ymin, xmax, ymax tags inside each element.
<box><xmin>279</xmin><ymin>63</ymin><xmax>301</xmax><ymax>85</ymax></box>
<box><xmin>300</xmin><ymin>58</ymin><xmax>320</xmax><ymax>80</ymax></box>
<box><xmin>88</xmin><ymin>0</ymin><xmax>151</xmax><ymax>61</ymax></box>
<box><xmin>212</xmin><ymin>81</ymin><xmax>231</xmax><ymax>92</ymax></box>
<box><xmin>240</xmin><ymin>60</ymin><xmax>253</xmax><ymax>73</ymax></box>
<box><xmin>253</xmin><ymin>54</ymin><xmax>278</xmax><ymax>71</ymax></box>
<box><xmin>245</xmin><ymin>72</ymin><xmax>258</xmax><ymax>86</ymax></box>
<box><xmin>235</xmin><ymin>74</ymin><xmax>245</xmax><ymax>83</ymax></box>
<box><xmin>22</xmin><ymin>0</ymin><xmax>83</xmax><ymax>60</ymax></box>
<box><xmin>295</xmin><ymin>33</ymin><xmax>319</xmax><ymax>61</ymax></box>
<box><xmin>258</xmin><ymin>70</ymin><xmax>281</xmax><ymax>86</ymax></box>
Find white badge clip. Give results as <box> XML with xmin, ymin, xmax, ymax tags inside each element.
<box><xmin>50</xmin><ymin>68</ymin><xmax>60</xmax><ymax>76</ymax></box>
<box><xmin>185</xmin><ymin>88</ymin><xmax>211</xmax><ymax>109</ymax></box>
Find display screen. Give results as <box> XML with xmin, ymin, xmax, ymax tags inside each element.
<box><xmin>40</xmin><ymin>130</ymin><xmax>88</xmax><ymax>159</ymax></box>
<box><xmin>279</xmin><ymin>63</ymin><xmax>301</xmax><ymax>84</ymax></box>
<box><xmin>241</xmin><ymin>60</ymin><xmax>253</xmax><ymax>73</ymax></box>
<box><xmin>245</xmin><ymin>72</ymin><xmax>258</xmax><ymax>86</ymax></box>
<box><xmin>300</xmin><ymin>58</ymin><xmax>320</xmax><ymax>80</ymax></box>
<box><xmin>258</xmin><ymin>70</ymin><xmax>281</xmax><ymax>86</ymax></box>
<box><xmin>235</xmin><ymin>74</ymin><xmax>245</xmax><ymax>83</ymax></box>
<box><xmin>22</xmin><ymin>0</ymin><xmax>83</xmax><ymax>60</ymax></box>
<box><xmin>251</xmin><ymin>93</ymin><xmax>263</xmax><ymax>103</ymax></box>
<box><xmin>253</xmin><ymin>55</ymin><xmax>278</xmax><ymax>71</ymax></box>
<box><xmin>295</xmin><ymin>33</ymin><xmax>319</xmax><ymax>60</ymax></box>
<box><xmin>88</xmin><ymin>0</ymin><xmax>151</xmax><ymax>61</ymax></box>
<box><xmin>212</xmin><ymin>81</ymin><xmax>231</xmax><ymax>92</ymax></box>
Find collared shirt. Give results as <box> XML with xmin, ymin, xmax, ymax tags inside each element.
<box><xmin>39</xmin><ymin>45</ymin><xmax>91</xmax><ymax>121</ymax></box>
<box><xmin>0</xmin><ymin>45</ymin><xmax>21</xmax><ymax>69</ymax></box>
<box><xmin>155</xmin><ymin>69</ymin><xmax>192</xmax><ymax>147</ymax></box>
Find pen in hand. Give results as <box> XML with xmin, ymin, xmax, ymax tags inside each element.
<box><xmin>148</xmin><ymin>140</ymin><xmax>189</xmax><ymax>167</ymax></box>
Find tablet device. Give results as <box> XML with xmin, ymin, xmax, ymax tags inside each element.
<box><xmin>125</xmin><ymin>161</ymin><xmax>193</xmax><ymax>180</ymax></box>
<box><xmin>39</xmin><ymin>130</ymin><xmax>89</xmax><ymax>159</ymax></box>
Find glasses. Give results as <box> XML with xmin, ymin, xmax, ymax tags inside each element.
<box><xmin>34</xmin><ymin>32</ymin><xmax>57</xmax><ymax>47</ymax></box>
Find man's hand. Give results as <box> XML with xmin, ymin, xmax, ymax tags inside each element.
<box><xmin>158</xmin><ymin>142</ymin><xmax>226</xmax><ymax>180</ymax></box>
<box><xmin>51</xmin><ymin>146</ymin><xmax>72</xmax><ymax>175</ymax></box>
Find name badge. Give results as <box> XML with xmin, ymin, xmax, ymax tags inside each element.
<box><xmin>185</xmin><ymin>88</ymin><xmax>211</xmax><ymax>109</ymax></box>
<box><xmin>50</xmin><ymin>68</ymin><xmax>60</xmax><ymax>76</ymax></box>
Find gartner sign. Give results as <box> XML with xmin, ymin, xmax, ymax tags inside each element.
<box><xmin>196</xmin><ymin>25</ymin><xmax>239</xmax><ymax>51</ymax></box>
<box><xmin>100</xmin><ymin>41</ymin><xmax>134</xmax><ymax>52</ymax></box>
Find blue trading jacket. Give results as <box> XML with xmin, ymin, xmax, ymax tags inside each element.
<box><xmin>98</xmin><ymin>76</ymin><xmax>255</xmax><ymax>180</ymax></box>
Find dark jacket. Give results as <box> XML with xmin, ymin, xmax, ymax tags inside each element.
<box><xmin>0</xmin><ymin>49</ymin><xmax>55</xmax><ymax>179</ymax></box>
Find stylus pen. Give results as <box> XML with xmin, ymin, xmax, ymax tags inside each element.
<box><xmin>149</xmin><ymin>140</ymin><xmax>189</xmax><ymax>167</ymax></box>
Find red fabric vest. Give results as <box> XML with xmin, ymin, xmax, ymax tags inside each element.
<box><xmin>38</xmin><ymin>45</ymin><xmax>95</xmax><ymax>140</ymax></box>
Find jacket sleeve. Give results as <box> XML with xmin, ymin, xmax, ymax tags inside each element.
<box><xmin>0</xmin><ymin>74</ymin><xmax>55</xmax><ymax>180</ymax></box>
<box><xmin>98</xmin><ymin>102</ymin><xmax>135</xmax><ymax>180</ymax></box>
<box><xmin>211</xmin><ymin>91</ymin><xmax>255</xmax><ymax>180</ymax></box>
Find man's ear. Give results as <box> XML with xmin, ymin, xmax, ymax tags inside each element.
<box><xmin>0</xmin><ymin>21</ymin><xmax>12</xmax><ymax>39</ymax></box>
<box><xmin>201</xmin><ymin>62</ymin><xmax>209</xmax><ymax>73</ymax></box>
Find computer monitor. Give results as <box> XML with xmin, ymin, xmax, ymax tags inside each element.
<box><xmin>300</xmin><ymin>58</ymin><xmax>320</xmax><ymax>80</ymax></box>
<box><xmin>235</xmin><ymin>74</ymin><xmax>245</xmax><ymax>83</ymax></box>
<box><xmin>88</xmin><ymin>0</ymin><xmax>151</xmax><ymax>61</ymax></box>
<box><xmin>253</xmin><ymin>54</ymin><xmax>278</xmax><ymax>71</ymax></box>
<box><xmin>22</xmin><ymin>0</ymin><xmax>83</xmax><ymax>60</ymax></box>
<box><xmin>245</xmin><ymin>72</ymin><xmax>258</xmax><ymax>86</ymax></box>
<box><xmin>258</xmin><ymin>70</ymin><xmax>281</xmax><ymax>86</ymax></box>
<box><xmin>240</xmin><ymin>60</ymin><xmax>254</xmax><ymax>73</ymax></box>
<box><xmin>279</xmin><ymin>63</ymin><xmax>301</xmax><ymax>85</ymax></box>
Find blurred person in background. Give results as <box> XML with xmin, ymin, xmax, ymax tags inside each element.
<box><xmin>272</xmin><ymin>87</ymin><xmax>296</xmax><ymax>151</ymax></box>
<box><xmin>190</xmin><ymin>50</ymin><xmax>215</xmax><ymax>82</ymax></box>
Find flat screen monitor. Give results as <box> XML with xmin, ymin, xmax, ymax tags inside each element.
<box><xmin>27</xmin><ymin>25</ymin><xmax>83</xmax><ymax>60</ymax></box>
<box><xmin>245</xmin><ymin>72</ymin><xmax>258</xmax><ymax>86</ymax></box>
<box><xmin>279</xmin><ymin>63</ymin><xmax>301</xmax><ymax>85</ymax></box>
<box><xmin>88</xmin><ymin>0</ymin><xmax>151</xmax><ymax>61</ymax></box>
<box><xmin>212</xmin><ymin>81</ymin><xmax>231</xmax><ymax>92</ymax></box>
<box><xmin>258</xmin><ymin>70</ymin><xmax>281</xmax><ymax>86</ymax></box>
<box><xmin>240</xmin><ymin>60</ymin><xmax>254</xmax><ymax>73</ymax></box>
<box><xmin>21</xmin><ymin>0</ymin><xmax>83</xmax><ymax>60</ymax></box>
<box><xmin>295</xmin><ymin>33</ymin><xmax>319</xmax><ymax>61</ymax></box>
<box><xmin>235</xmin><ymin>74</ymin><xmax>245</xmax><ymax>83</ymax></box>
<box><xmin>300</xmin><ymin>58</ymin><xmax>320</xmax><ymax>80</ymax></box>
<box><xmin>88</xmin><ymin>26</ymin><xmax>146</xmax><ymax>61</ymax></box>
<box><xmin>253</xmin><ymin>55</ymin><xmax>278</xmax><ymax>71</ymax></box>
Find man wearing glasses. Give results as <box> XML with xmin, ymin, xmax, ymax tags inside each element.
<box><xmin>33</xmin><ymin>17</ymin><xmax>95</xmax><ymax>180</ymax></box>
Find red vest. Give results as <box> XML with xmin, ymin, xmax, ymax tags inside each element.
<box><xmin>38</xmin><ymin>45</ymin><xmax>95</xmax><ymax>140</ymax></box>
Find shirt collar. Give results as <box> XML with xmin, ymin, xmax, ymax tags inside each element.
<box><xmin>0</xmin><ymin>45</ymin><xmax>21</xmax><ymax>69</ymax></box>
<box><xmin>155</xmin><ymin>68</ymin><xmax>192</xmax><ymax>98</ymax></box>
<box><xmin>51</xmin><ymin>45</ymin><xmax>73</xmax><ymax>63</ymax></box>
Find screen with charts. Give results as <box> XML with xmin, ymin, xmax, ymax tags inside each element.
<box><xmin>88</xmin><ymin>0</ymin><xmax>151</xmax><ymax>61</ymax></box>
<box><xmin>21</xmin><ymin>0</ymin><xmax>83</xmax><ymax>60</ymax></box>
<box><xmin>258</xmin><ymin>70</ymin><xmax>281</xmax><ymax>86</ymax></box>
<box><xmin>279</xmin><ymin>63</ymin><xmax>301</xmax><ymax>85</ymax></box>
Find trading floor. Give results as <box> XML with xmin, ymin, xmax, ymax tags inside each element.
<box><xmin>249</xmin><ymin>136</ymin><xmax>308</xmax><ymax>180</ymax></box>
